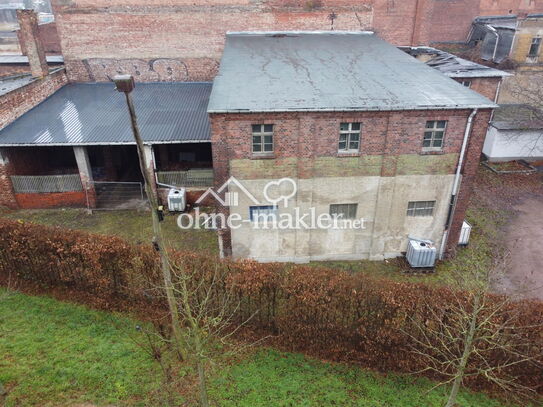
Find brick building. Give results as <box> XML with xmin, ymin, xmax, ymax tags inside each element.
<box><xmin>207</xmin><ymin>32</ymin><xmax>496</xmax><ymax>261</ymax></box>
<box><xmin>49</xmin><ymin>0</ymin><xmax>543</xmax><ymax>83</ymax></box>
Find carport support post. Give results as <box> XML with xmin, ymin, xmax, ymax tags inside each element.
<box><xmin>113</xmin><ymin>75</ymin><xmax>185</xmax><ymax>360</ymax></box>
<box><xmin>73</xmin><ymin>146</ymin><xmax>96</xmax><ymax>209</ymax></box>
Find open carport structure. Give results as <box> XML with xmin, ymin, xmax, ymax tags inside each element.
<box><xmin>0</xmin><ymin>82</ymin><xmax>213</xmax><ymax>209</ymax></box>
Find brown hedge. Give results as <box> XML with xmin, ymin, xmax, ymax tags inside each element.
<box><xmin>0</xmin><ymin>218</ymin><xmax>541</xmax><ymax>396</ymax></box>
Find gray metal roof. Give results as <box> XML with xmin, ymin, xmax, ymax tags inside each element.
<box><xmin>0</xmin><ymin>82</ymin><xmax>212</xmax><ymax>146</ymax></box>
<box><xmin>400</xmin><ymin>46</ymin><xmax>510</xmax><ymax>79</ymax></box>
<box><xmin>208</xmin><ymin>31</ymin><xmax>497</xmax><ymax>113</ymax></box>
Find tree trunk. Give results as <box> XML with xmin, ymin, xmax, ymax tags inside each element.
<box><xmin>445</xmin><ymin>293</ymin><xmax>481</xmax><ymax>407</ymax></box>
<box><xmin>197</xmin><ymin>360</ymin><xmax>210</xmax><ymax>407</ymax></box>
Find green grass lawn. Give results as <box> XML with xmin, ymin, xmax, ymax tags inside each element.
<box><xmin>0</xmin><ymin>289</ymin><xmax>162</xmax><ymax>407</ymax></box>
<box><xmin>0</xmin><ymin>207</ymin><xmax>218</xmax><ymax>253</ymax></box>
<box><xmin>0</xmin><ymin>290</ymin><xmax>519</xmax><ymax>407</ymax></box>
<box><xmin>211</xmin><ymin>350</ymin><xmax>514</xmax><ymax>407</ymax></box>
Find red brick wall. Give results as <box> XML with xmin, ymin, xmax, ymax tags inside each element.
<box><xmin>50</xmin><ymin>0</ymin><xmax>543</xmax><ymax>83</ymax></box>
<box><xmin>0</xmin><ymin>69</ymin><xmax>67</xmax><ymax>131</ymax></box>
<box><xmin>453</xmin><ymin>77</ymin><xmax>501</xmax><ymax>102</ymax></box>
<box><xmin>15</xmin><ymin>191</ymin><xmax>87</xmax><ymax>209</ymax></box>
<box><xmin>17</xmin><ymin>22</ymin><xmax>62</xmax><ymax>55</ymax></box>
<box><xmin>446</xmin><ymin>109</ymin><xmax>492</xmax><ymax>254</ymax></box>
<box><xmin>0</xmin><ymin>154</ymin><xmax>17</xmax><ymax>209</ymax></box>
<box><xmin>210</xmin><ymin>109</ymin><xmax>482</xmax><ymax>172</ymax></box>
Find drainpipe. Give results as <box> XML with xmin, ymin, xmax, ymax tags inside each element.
<box><xmin>486</xmin><ymin>25</ymin><xmax>500</xmax><ymax>62</ymax></box>
<box><xmin>489</xmin><ymin>79</ymin><xmax>502</xmax><ymax>122</ymax></box>
<box><xmin>439</xmin><ymin>109</ymin><xmax>478</xmax><ymax>259</ymax></box>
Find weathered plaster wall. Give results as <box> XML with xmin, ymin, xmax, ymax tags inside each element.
<box><xmin>228</xmin><ymin>174</ymin><xmax>455</xmax><ymax>262</ymax></box>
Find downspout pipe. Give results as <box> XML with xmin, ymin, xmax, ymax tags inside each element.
<box><xmin>439</xmin><ymin>109</ymin><xmax>478</xmax><ymax>258</ymax></box>
<box><xmin>486</xmin><ymin>25</ymin><xmax>500</xmax><ymax>62</ymax></box>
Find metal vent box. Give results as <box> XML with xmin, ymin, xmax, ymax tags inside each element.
<box><xmin>458</xmin><ymin>220</ymin><xmax>472</xmax><ymax>246</ymax></box>
<box><xmin>167</xmin><ymin>188</ymin><xmax>186</xmax><ymax>212</ymax></box>
<box><xmin>406</xmin><ymin>239</ymin><xmax>437</xmax><ymax>268</ymax></box>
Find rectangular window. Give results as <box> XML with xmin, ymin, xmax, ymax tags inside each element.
<box><xmin>461</xmin><ymin>80</ymin><xmax>472</xmax><ymax>88</ymax></box>
<box><xmin>407</xmin><ymin>201</ymin><xmax>436</xmax><ymax>217</ymax></box>
<box><xmin>329</xmin><ymin>203</ymin><xmax>358</xmax><ymax>220</ymax></box>
<box><xmin>423</xmin><ymin>120</ymin><xmax>447</xmax><ymax>150</ymax></box>
<box><xmin>528</xmin><ymin>37</ymin><xmax>541</xmax><ymax>58</ymax></box>
<box><xmin>338</xmin><ymin>122</ymin><xmax>361</xmax><ymax>152</ymax></box>
<box><xmin>252</xmin><ymin>124</ymin><xmax>274</xmax><ymax>154</ymax></box>
<box><xmin>249</xmin><ymin>205</ymin><xmax>278</xmax><ymax>222</ymax></box>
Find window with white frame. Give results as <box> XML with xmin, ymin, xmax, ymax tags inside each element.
<box><xmin>252</xmin><ymin>124</ymin><xmax>274</xmax><ymax>154</ymax></box>
<box><xmin>461</xmin><ymin>80</ymin><xmax>472</xmax><ymax>88</ymax></box>
<box><xmin>528</xmin><ymin>37</ymin><xmax>542</xmax><ymax>59</ymax></box>
<box><xmin>329</xmin><ymin>203</ymin><xmax>358</xmax><ymax>220</ymax></box>
<box><xmin>423</xmin><ymin>120</ymin><xmax>447</xmax><ymax>150</ymax></box>
<box><xmin>249</xmin><ymin>205</ymin><xmax>278</xmax><ymax>222</ymax></box>
<box><xmin>406</xmin><ymin>201</ymin><xmax>436</xmax><ymax>217</ymax></box>
<box><xmin>338</xmin><ymin>122</ymin><xmax>361</xmax><ymax>152</ymax></box>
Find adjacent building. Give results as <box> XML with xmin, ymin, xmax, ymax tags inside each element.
<box><xmin>483</xmin><ymin>104</ymin><xmax>543</xmax><ymax>161</ymax></box>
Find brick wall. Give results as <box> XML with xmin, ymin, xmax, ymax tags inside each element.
<box><xmin>16</xmin><ymin>22</ymin><xmax>62</xmax><ymax>55</ymax></box>
<box><xmin>453</xmin><ymin>77</ymin><xmax>502</xmax><ymax>101</ymax></box>
<box><xmin>210</xmin><ymin>109</ymin><xmax>482</xmax><ymax>176</ymax></box>
<box><xmin>446</xmin><ymin>109</ymin><xmax>492</xmax><ymax>253</ymax></box>
<box><xmin>15</xmin><ymin>191</ymin><xmax>87</xmax><ymax>209</ymax></box>
<box><xmin>0</xmin><ymin>69</ymin><xmax>67</xmax><ymax>131</ymax></box>
<box><xmin>0</xmin><ymin>151</ymin><xmax>17</xmax><ymax>209</ymax></box>
<box><xmin>50</xmin><ymin>0</ymin><xmax>543</xmax><ymax>83</ymax></box>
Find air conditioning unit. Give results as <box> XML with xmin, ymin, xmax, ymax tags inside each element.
<box><xmin>458</xmin><ymin>220</ymin><xmax>472</xmax><ymax>246</ymax></box>
<box><xmin>167</xmin><ymin>188</ymin><xmax>186</xmax><ymax>212</ymax></box>
<box><xmin>406</xmin><ymin>237</ymin><xmax>436</xmax><ymax>268</ymax></box>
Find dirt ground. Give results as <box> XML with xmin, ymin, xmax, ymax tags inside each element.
<box><xmin>494</xmin><ymin>198</ymin><xmax>543</xmax><ymax>300</ymax></box>
<box><xmin>472</xmin><ymin>166</ymin><xmax>543</xmax><ymax>300</ymax></box>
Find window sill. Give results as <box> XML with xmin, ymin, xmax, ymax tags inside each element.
<box><xmin>251</xmin><ymin>153</ymin><xmax>275</xmax><ymax>160</ymax></box>
<box><xmin>337</xmin><ymin>151</ymin><xmax>361</xmax><ymax>157</ymax></box>
<box><xmin>420</xmin><ymin>149</ymin><xmax>444</xmax><ymax>155</ymax></box>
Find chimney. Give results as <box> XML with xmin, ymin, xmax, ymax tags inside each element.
<box><xmin>16</xmin><ymin>9</ymin><xmax>48</xmax><ymax>78</ymax></box>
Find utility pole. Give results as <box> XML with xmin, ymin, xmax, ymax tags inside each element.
<box><xmin>113</xmin><ymin>75</ymin><xmax>185</xmax><ymax>359</ymax></box>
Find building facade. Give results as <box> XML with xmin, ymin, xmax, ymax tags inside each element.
<box><xmin>208</xmin><ymin>32</ymin><xmax>495</xmax><ymax>261</ymax></box>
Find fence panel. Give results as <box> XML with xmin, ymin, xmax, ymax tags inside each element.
<box><xmin>11</xmin><ymin>174</ymin><xmax>83</xmax><ymax>193</ymax></box>
<box><xmin>156</xmin><ymin>169</ymin><xmax>214</xmax><ymax>187</ymax></box>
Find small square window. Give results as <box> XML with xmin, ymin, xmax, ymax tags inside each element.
<box><xmin>330</xmin><ymin>203</ymin><xmax>358</xmax><ymax>220</ymax></box>
<box><xmin>422</xmin><ymin>121</ymin><xmax>447</xmax><ymax>150</ymax></box>
<box><xmin>250</xmin><ymin>205</ymin><xmax>278</xmax><ymax>222</ymax></box>
<box><xmin>407</xmin><ymin>201</ymin><xmax>436</xmax><ymax>217</ymax></box>
<box><xmin>461</xmin><ymin>80</ymin><xmax>472</xmax><ymax>88</ymax></box>
<box><xmin>252</xmin><ymin>124</ymin><xmax>274</xmax><ymax>154</ymax></box>
<box><xmin>339</xmin><ymin>122</ymin><xmax>361</xmax><ymax>152</ymax></box>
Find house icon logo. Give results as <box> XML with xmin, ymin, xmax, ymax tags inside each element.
<box><xmin>196</xmin><ymin>176</ymin><xmax>260</xmax><ymax>207</ymax></box>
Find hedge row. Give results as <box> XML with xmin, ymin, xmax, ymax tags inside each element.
<box><xmin>0</xmin><ymin>218</ymin><xmax>541</xmax><ymax>396</ymax></box>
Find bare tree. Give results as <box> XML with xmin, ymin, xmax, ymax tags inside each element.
<box><xmin>128</xmin><ymin>263</ymin><xmax>259</xmax><ymax>407</ymax></box>
<box><xmin>405</xmin><ymin>256</ymin><xmax>542</xmax><ymax>407</ymax></box>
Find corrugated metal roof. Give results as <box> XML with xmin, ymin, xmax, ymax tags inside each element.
<box><xmin>400</xmin><ymin>46</ymin><xmax>510</xmax><ymax>78</ymax></box>
<box><xmin>0</xmin><ymin>82</ymin><xmax>212</xmax><ymax>146</ymax></box>
<box><xmin>208</xmin><ymin>31</ymin><xmax>497</xmax><ymax>113</ymax></box>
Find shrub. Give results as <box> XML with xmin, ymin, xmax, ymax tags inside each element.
<box><xmin>0</xmin><ymin>218</ymin><xmax>541</xmax><ymax>396</ymax></box>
